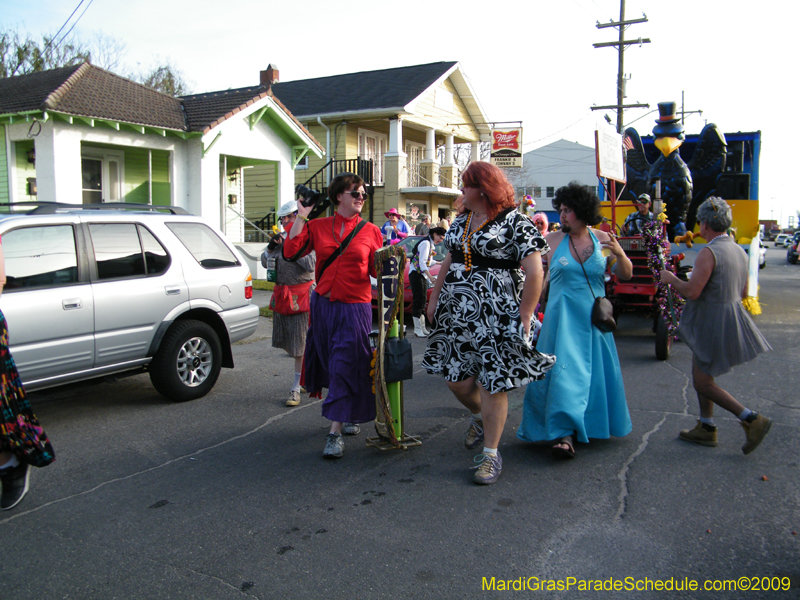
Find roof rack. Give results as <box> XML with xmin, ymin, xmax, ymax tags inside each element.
<box><xmin>0</xmin><ymin>202</ymin><xmax>190</xmax><ymax>215</ymax></box>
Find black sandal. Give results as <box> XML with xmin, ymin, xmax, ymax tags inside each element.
<box><xmin>551</xmin><ymin>437</ymin><xmax>575</xmax><ymax>459</ymax></box>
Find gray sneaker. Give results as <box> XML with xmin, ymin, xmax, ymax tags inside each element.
<box><xmin>472</xmin><ymin>452</ymin><xmax>502</xmax><ymax>485</ymax></box>
<box><xmin>464</xmin><ymin>416</ymin><xmax>484</xmax><ymax>450</ymax></box>
<box><xmin>322</xmin><ymin>433</ymin><xmax>344</xmax><ymax>459</ymax></box>
<box><xmin>341</xmin><ymin>423</ymin><xmax>360</xmax><ymax>435</ymax></box>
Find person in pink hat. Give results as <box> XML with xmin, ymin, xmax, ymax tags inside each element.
<box><xmin>381</xmin><ymin>208</ymin><xmax>411</xmax><ymax>245</ymax></box>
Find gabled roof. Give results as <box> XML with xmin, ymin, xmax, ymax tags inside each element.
<box><xmin>0</xmin><ymin>63</ymin><xmax>322</xmax><ymax>152</ymax></box>
<box><xmin>272</xmin><ymin>61</ymin><xmax>459</xmax><ymax>117</ymax></box>
<box><xmin>270</xmin><ymin>61</ymin><xmax>491</xmax><ymax>140</ymax></box>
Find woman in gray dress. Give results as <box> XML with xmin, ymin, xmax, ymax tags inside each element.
<box><xmin>660</xmin><ymin>197</ymin><xmax>772</xmax><ymax>454</ymax></box>
<box><xmin>263</xmin><ymin>200</ymin><xmax>315</xmax><ymax>406</ymax></box>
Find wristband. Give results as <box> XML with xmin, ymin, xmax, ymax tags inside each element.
<box><xmin>298</xmin><ymin>215</ymin><xmax>309</xmax><ymax>222</ymax></box>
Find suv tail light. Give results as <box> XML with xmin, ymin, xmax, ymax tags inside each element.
<box><xmin>245</xmin><ymin>273</ymin><xmax>253</xmax><ymax>299</ymax></box>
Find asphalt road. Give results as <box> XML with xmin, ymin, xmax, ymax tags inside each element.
<box><xmin>1</xmin><ymin>246</ymin><xmax>798</xmax><ymax>600</ymax></box>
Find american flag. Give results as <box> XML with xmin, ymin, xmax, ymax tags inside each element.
<box><xmin>623</xmin><ymin>136</ymin><xmax>634</xmax><ymax>151</ymax></box>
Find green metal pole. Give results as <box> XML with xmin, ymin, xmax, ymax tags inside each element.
<box><xmin>386</xmin><ymin>318</ymin><xmax>402</xmax><ymax>439</ymax></box>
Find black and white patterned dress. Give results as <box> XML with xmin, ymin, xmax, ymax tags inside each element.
<box><xmin>422</xmin><ymin>208</ymin><xmax>556</xmax><ymax>393</ymax></box>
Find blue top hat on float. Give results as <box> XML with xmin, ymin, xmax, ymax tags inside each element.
<box><xmin>652</xmin><ymin>101</ymin><xmax>685</xmax><ymax>140</ymax></box>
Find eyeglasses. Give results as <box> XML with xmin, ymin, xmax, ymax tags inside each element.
<box><xmin>344</xmin><ymin>191</ymin><xmax>368</xmax><ymax>200</ymax></box>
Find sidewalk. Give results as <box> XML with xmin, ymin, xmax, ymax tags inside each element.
<box><xmin>251</xmin><ymin>288</ymin><xmax>272</xmax><ymax>309</ymax></box>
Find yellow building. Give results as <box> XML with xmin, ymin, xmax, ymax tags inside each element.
<box><xmin>243</xmin><ymin>62</ymin><xmax>492</xmax><ymax>237</ymax></box>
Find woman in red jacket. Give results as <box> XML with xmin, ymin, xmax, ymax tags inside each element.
<box><xmin>284</xmin><ymin>173</ymin><xmax>383</xmax><ymax>459</ymax></box>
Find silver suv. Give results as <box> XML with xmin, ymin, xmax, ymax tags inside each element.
<box><xmin>0</xmin><ymin>203</ymin><xmax>260</xmax><ymax>402</ymax></box>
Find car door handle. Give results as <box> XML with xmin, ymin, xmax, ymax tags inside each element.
<box><xmin>63</xmin><ymin>298</ymin><xmax>83</xmax><ymax>310</ymax></box>
<box><xmin>165</xmin><ymin>286</ymin><xmax>182</xmax><ymax>296</ymax></box>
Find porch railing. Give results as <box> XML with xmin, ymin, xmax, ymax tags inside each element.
<box><xmin>404</xmin><ymin>163</ymin><xmax>462</xmax><ymax>189</ymax></box>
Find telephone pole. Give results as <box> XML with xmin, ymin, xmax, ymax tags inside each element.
<box><xmin>592</xmin><ymin>0</ymin><xmax>650</xmax><ymax>133</ymax></box>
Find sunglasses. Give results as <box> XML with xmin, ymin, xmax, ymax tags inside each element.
<box><xmin>343</xmin><ymin>191</ymin><xmax>368</xmax><ymax>200</ymax></box>
<box><xmin>280</xmin><ymin>213</ymin><xmax>297</xmax><ymax>219</ymax></box>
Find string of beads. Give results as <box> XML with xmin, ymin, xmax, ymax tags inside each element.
<box><xmin>461</xmin><ymin>211</ymin><xmax>487</xmax><ymax>272</ymax></box>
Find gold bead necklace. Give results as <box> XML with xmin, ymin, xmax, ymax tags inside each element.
<box><xmin>462</xmin><ymin>211</ymin><xmax>487</xmax><ymax>272</ymax></box>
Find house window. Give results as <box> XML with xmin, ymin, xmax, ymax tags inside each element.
<box><xmin>546</xmin><ymin>187</ymin><xmax>555</xmax><ymax>198</ymax></box>
<box><xmin>295</xmin><ymin>155</ymin><xmax>308</xmax><ymax>170</ymax></box>
<box><xmin>82</xmin><ymin>148</ymin><xmax>124</xmax><ymax>204</ymax></box>
<box><xmin>358</xmin><ymin>129</ymin><xmax>387</xmax><ymax>184</ymax></box>
<box><xmin>533</xmin><ymin>187</ymin><xmax>542</xmax><ymax>199</ymax></box>
<box><xmin>405</xmin><ymin>141</ymin><xmax>425</xmax><ymax>187</ymax></box>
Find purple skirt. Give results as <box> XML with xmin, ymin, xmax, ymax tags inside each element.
<box><xmin>304</xmin><ymin>293</ymin><xmax>376</xmax><ymax>424</ymax></box>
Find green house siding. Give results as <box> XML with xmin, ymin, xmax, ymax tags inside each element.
<box><xmin>0</xmin><ymin>126</ymin><xmax>8</xmax><ymax>203</ymax></box>
<box><xmin>82</xmin><ymin>143</ymin><xmax>171</xmax><ymax>205</ymax></box>
<box><xmin>15</xmin><ymin>141</ymin><xmax>36</xmax><ymax>201</ymax></box>
<box><xmin>122</xmin><ymin>147</ymin><xmax>171</xmax><ymax>205</ymax></box>
<box><xmin>243</xmin><ymin>162</ymin><xmax>278</xmax><ymax>240</ymax></box>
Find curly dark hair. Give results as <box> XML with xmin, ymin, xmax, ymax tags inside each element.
<box><xmin>552</xmin><ymin>181</ymin><xmax>602</xmax><ymax>227</ymax></box>
<box><xmin>328</xmin><ymin>172</ymin><xmax>365</xmax><ymax>206</ymax></box>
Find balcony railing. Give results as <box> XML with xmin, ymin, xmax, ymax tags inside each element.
<box><xmin>404</xmin><ymin>163</ymin><xmax>461</xmax><ymax>189</ymax></box>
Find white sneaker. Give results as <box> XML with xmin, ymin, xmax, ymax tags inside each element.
<box><xmin>286</xmin><ymin>390</ymin><xmax>301</xmax><ymax>406</ymax></box>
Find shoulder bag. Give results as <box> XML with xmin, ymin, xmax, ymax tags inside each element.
<box><xmin>570</xmin><ymin>236</ymin><xmax>616</xmax><ymax>333</ymax></box>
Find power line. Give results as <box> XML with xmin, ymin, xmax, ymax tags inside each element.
<box><xmin>45</xmin><ymin>0</ymin><xmax>95</xmax><ymax>62</ymax></box>
<box><xmin>41</xmin><ymin>0</ymin><xmax>86</xmax><ymax>59</ymax></box>
<box><xmin>521</xmin><ymin>111</ymin><xmax>595</xmax><ymax>148</ymax></box>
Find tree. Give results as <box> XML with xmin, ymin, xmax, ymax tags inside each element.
<box><xmin>0</xmin><ymin>29</ymin><xmax>89</xmax><ymax>77</ymax></box>
<box><xmin>133</xmin><ymin>58</ymin><xmax>192</xmax><ymax>97</ymax></box>
<box><xmin>0</xmin><ymin>25</ymin><xmax>191</xmax><ymax>96</ymax></box>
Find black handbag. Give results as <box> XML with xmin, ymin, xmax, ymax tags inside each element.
<box><xmin>384</xmin><ymin>337</ymin><xmax>413</xmax><ymax>383</ymax></box>
<box><xmin>591</xmin><ymin>296</ymin><xmax>617</xmax><ymax>333</ymax></box>
<box><xmin>570</xmin><ymin>236</ymin><xmax>617</xmax><ymax>333</ymax></box>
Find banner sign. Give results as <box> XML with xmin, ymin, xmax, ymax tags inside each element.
<box><xmin>490</xmin><ymin>128</ymin><xmax>523</xmax><ymax>168</ymax></box>
<box><xmin>595</xmin><ymin>122</ymin><xmax>626</xmax><ymax>183</ymax></box>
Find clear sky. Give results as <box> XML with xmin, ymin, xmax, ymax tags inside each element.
<box><xmin>3</xmin><ymin>0</ymin><xmax>797</xmax><ymax>226</ymax></box>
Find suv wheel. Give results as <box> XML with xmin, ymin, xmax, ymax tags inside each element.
<box><xmin>150</xmin><ymin>320</ymin><xmax>222</xmax><ymax>401</ymax></box>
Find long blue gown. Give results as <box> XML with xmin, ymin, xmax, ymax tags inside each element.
<box><xmin>517</xmin><ymin>231</ymin><xmax>632</xmax><ymax>444</ymax></box>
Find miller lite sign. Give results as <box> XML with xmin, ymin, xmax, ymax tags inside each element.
<box><xmin>490</xmin><ymin>128</ymin><xmax>523</xmax><ymax>168</ymax></box>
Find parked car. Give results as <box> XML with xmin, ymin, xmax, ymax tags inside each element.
<box><xmin>0</xmin><ymin>203</ymin><xmax>260</xmax><ymax>401</ymax></box>
<box><xmin>787</xmin><ymin>232</ymin><xmax>800</xmax><ymax>264</ymax></box>
<box><xmin>371</xmin><ymin>235</ymin><xmax>446</xmax><ymax>314</ymax></box>
<box><xmin>774</xmin><ymin>233</ymin><xmax>792</xmax><ymax>247</ymax></box>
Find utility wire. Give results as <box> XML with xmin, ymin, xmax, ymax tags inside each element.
<box><xmin>44</xmin><ymin>0</ymin><xmax>95</xmax><ymax>62</ymax></box>
<box><xmin>41</xmin><ymin>0</ymin><xmax>85</xmax><ymax>59</ymax></box>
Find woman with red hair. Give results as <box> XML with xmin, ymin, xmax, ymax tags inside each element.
<box><xmin>422</xmin><ymin>162</ymin><xmax>555</xmax><ymax>485</ymax></box>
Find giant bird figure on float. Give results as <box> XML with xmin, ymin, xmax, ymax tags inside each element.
<box><xmin>623</xmin><ymin>102</ymin><xmax>727</xmax><ymax>241</ymax></box>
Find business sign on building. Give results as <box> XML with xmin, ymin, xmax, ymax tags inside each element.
<box><xmin>490</xmin><ymin>128</ymin><xmax>523</xmax><ymax>168</ymax></box>
<box><xmin>594</xmin><ymin>122</ymin><xmax>626</xmax><ymax>183</ymax></box>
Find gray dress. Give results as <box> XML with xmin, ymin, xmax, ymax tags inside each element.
<box><xmin>268</xmin><ymin>240</ymin><xmax>315</xmax><ymax>357</ymax></box>
<box><xmin>677</xmin><ymin>235</ymin><xmax>771</xmax><ymax>377</ymax></box>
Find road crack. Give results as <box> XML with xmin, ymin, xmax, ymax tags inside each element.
<box><xmin>615</xmin><ymin>362</ymin><xmax>690</xmax><ymax>520</ymax></box>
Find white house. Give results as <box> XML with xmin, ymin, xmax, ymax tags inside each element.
<box><xmin>0</xmin><ymin>63</ymin><xmax>323</xmax><ymax>243</ymax></box>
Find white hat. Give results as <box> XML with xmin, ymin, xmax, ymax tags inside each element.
<box><xmin>277</xmin><ymin>200</ymin><xmax>299</xmax><ymax>218</ymax></box>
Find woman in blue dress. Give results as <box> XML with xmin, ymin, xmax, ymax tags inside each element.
<box><xmin>518</xmin><ymin>182</ymin><xmax>633</xmax><ymax>458</ymax></box>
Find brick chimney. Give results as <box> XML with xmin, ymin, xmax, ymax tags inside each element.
<box><xmin>260</xmin><ymin>64</ymin><xmax>279</xmax><ymax>86</ymax></box>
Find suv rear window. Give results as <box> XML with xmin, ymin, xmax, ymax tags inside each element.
<box><xmin>3</xmin><ymin>225</ymin><xmax>79</xmax><ymax>290</ymax></box>
<box><xmin>166</xmin><ymin>222</ymin><xmax>240</xmax><ymax>269</ymax></box>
